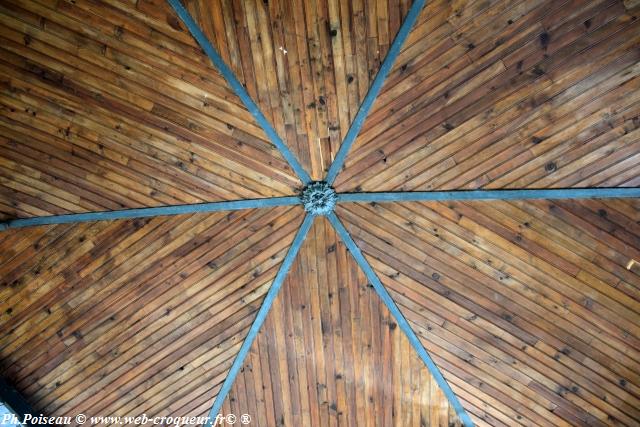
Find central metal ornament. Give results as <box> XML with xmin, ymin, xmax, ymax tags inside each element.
<box><xmin>300</xmin><ymin>182</ymin><xmax>337</xmax><ymax>216</ymax></box>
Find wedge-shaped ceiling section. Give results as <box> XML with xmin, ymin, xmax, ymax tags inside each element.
<box><xmin>0</xmin><ymin>0</ymin><xmax>300</xmax><ymax>219</ymax></box>
<box><xmin>335</xmin><ymin>0</ymin><xmax>640</xmax><ymax>192</ymax></box>
<box><xmin>216</xmin><ymin>216</ymin><xmax>463</xmax><ymax>426</ymax></box>
<box><xmin>0</xmin><ymin>206</ymin><xmax>303</xmax><ymax>420</ymax></box>
<box><xmin>337</xmin><ymin>198</ymin><xmax>640</xmax><ymax>426</ymax></box>
<box><xmin>184</xmin><ymin>0</ymin><xmax>415</xmax><ymax>180</ymax></box>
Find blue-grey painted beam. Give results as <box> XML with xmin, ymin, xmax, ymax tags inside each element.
<box><xmin>166</xmin><ymin>0</ymin><xmax>311</xmax><ymax>185</ymax></box>
<box><xmin>324</xmin><ymin>0</ymin><xmax>426</xmax><ymax>185</ymax></box>
<box><xmin>0</xmin><ymin>377</ymin><xmax>36</xmax><ymax>426</ymax></box>
<box><xmin>206</xmin><ymin>213</ymin><xmax>314</xmax><ymax>426</ymax></box>
<box><xmin>0</xmin><ymin>197</ymin><xmax>301</xmax><ymax>231</ymax></box>
<box><xmin>327</xmin><ymin>212</ymin><xmax>474</xmax><ymax>427</ymax></box>
<box><xmin>338</xmin><ymin>188</ymin><xmax>640</xmax><ymax>203</ymax></box>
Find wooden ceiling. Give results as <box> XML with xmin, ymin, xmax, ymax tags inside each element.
<box><xmin>335</xmin><ymin>0</ymin><xmax>640</xmax><ymax>192</ymax></box>
<box><xmin>337</xmin><ymin>198</ymin><xmax>640</xmax><ymax>426</ymax></box>
<box><xmin>0</xmin><ymin>206</ymin><xmax>302</xmax><ymax>421</ymax></box>
<box><xmin>0</xmin><ymin>0</ymin><xmax>299</xmax><ymax>221</ymax></box>
<box><xmin>220</xmin><ymin>217</ymin><xmax>462</xmax><ymax>426</ymax></box>
<box><xmin>186</xmin><ymin>0</ymin><xmax>413</xmax><ymax>180</ymax></box>
<box><xmin>0</xmin><ymin>0</ymin><xmax>639</xmax><ymax>426</ymax></box>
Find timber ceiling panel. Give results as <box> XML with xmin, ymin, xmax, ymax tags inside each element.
<box><xmin>0</xmin><ymin>206</ymin><xmax>303</xmax><ymax>421</ymax></box>
<box><xmin>186</xmin><ymin>0</ymin><xmax>413</xmax><ymax>180</ymax></box>
<box><xmin>337</xmin><ymin>199</ymin><xmax>640</xmax><ymax>426</ymax></box>
<box><xmin>334</xmin><ymin>0</ymin><xmax>640</xmax><ymax>192</ymax></box>
<box><xmin>220</xmin><ymin>216</ymin><xmax>463</xmax><ymax>426</ymax></box>
<box><xmin>0</xmin><ymin>0</ymin><xmax>300</xmax><ymax>219</ymax></box>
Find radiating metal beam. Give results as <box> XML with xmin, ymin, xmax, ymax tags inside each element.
<box><xmin>206</xmin><ymin>213</ymin><xmax>314</xmax><ymax>426</ymax></box>
<box><xmin>0</xmin><ymin>377</ymin><xmax>35</xmax><ymax>426</ymax></box>
<box><xmin>0</xmin><ymin>197</ymin><xmax>301</xmax><ymax>231</ymax></box>
<box><xmin>338</xmin><ymin>187</ymin><xmax>640</xmax><ymax>203</ymax></box>
<box><xmin>327</xmin><ymin>212</ymin><xmax>474</xmax><ymax>427</ymax></box>
<box><xmin>166</xmin><ymin>0</ymin><xmax>311</xmax><ymax>185</ymax></box>
<box><xmin>324</xmin><ymin>0</ymin><xmax>426</xmax><ymax>185</ymax></box>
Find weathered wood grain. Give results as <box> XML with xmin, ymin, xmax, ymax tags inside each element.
<box><xmin>187</xmin><ymin>0</ymin><xmax>412</xmax><ymax>180</ymax></box>
<box><xmin>0</xmin><ymin>206</ymin><xmax>304</xmax><ymax>424</ymax></box>
<box><xmin>0</xmin><ymin>0</ymin><xmax>301</xmax><ymax>220</ymax></box>
<box><xmin>338</xmin><ymin>199</ymin><xmax>640</xmax><ymax>426</ymax></box>
<box><xmin>220</xmin><ymin>217</ymin><xmax>463</xmax><ymax>426</ymax></box>
<box><xmin>335</xmin><ymin>0</ymin><xmax>640</xmax><ymax>192</ymax></box>
<box><xmin>1</xmin><ymin>1</ymin><xmax>639</xmax><ymax>426</ymax></box>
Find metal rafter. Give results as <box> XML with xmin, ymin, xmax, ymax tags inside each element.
<box><xmin>0</xmin><ymin>197</ymin><xmax>300</xmax><ymax>231</ymax></box>
<box><xmin>165</xmin><ymin>0</ymin><xmax>311</xmax><ymax>185</ymax></box>
<box><xmin>206</xmin><ymin>213</ymin><xmax>314</xmax><ymax>424</ymax></box>
<box><xmin>327</xmin><ymin>212</ymin><xmax>474</xmax><ymax>427</ymax></box>
<box><xmin>338</xmin><ymin>188</ymin><xmax>640</xmax><ymax>203</ymax></box>
<box><xmin>164</xmin><ymin>0</ymin><xmax>476</xmax><ymax>424</ymax></box>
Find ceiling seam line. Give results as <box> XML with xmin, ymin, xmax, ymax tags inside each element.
<box><xmin>324</xmin><ymin>0</ymin><xmax>426</xmax><ymax>185</ymax></box>
<box><xmin>327</xmin><ymin>212</ymin><xmax>475</xmax><ymax>427</ymax></box>
<box><xmin>205</xmin><ymin>213</ymin><xmax>315</xmax><ymax>426</ymax></box>
<box><xmin>166</xmin><ymin>0</ymin><xmax>312</xmax><ymax>185</ymax></box>
<box><xmin>336</xmin><ymin>188</ymin><xmax>640</xmax><ymax>203</ymax></box>
<box><xmin>0</xmin><ymin>197</ymin><xmax>301</xmax><ymax>230</ymax></box>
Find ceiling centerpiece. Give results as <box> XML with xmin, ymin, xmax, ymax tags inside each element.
<box><xmin>300</xmin><ymin>182</ymin><xmax>338</xmax><ymax>216</ymax></box>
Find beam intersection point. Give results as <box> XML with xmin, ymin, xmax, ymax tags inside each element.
<box><xmin>1</xmin><ymin>1</ymin><xmax>639</xmax><ymax>427</ymax></box>
<box><xmin>300</xmin><ymin>181</ymin><xmax>338</xmax><ymax>216</ymax></box>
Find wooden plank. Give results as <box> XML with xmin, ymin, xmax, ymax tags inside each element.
<box><xmin>0</xmin><ymin>206</ymin><xmax>304</xmax><ymax>423</ymax></box>
<box><xmin>0</xmin><ymin>0</ymin><xmax>300</xmax><ymax>219</ymax></box>
<box><xmin>217</xmin><ymin>217</ymin><xmax>461</xmax><ymax>426</ymax></box>
<box><xmin>336</xmin><ymin>0</ymin><xmax>640</xmax><ymax>192</ymax></box>
<box><xmin>338</xmin><ymin>199</ymin><xmax>640</xmax><ymax>426</ymax></box>
<box><xmin>190</xmin><ymin>0</ymin><xmax>413</xmax><ymax>180</ymax></box>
